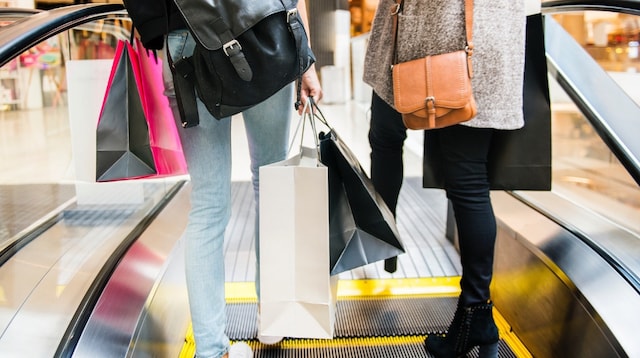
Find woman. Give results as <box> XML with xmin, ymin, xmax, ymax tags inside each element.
<box><xmin>123</xmin><ymin>0</ymin><xmax>322</xmax><ymax>357</ymax></box>
<box><xmin>363</xmin><ymin>0</ymin><xmax>526</xmax><ymax>357</ymax></box>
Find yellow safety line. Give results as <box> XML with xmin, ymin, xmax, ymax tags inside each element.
<box><xmin>336</xmin><ymin>276</ymin><xmax>461</xmax><ymax>299</ymax></box>
<box><xmin>224</xmin><ymin>276</ymin><xmax>462</xmax><ymax>302</ymax></box>
<box><xmin>494</xmin><ymin>309</ymin><xmax>533</xmax><ymax>358</ymax></box>
<box><xmin>179</xmin><ymin>324</ymin><xmax>195</xmax><ymax>358</ymax></box>
<box><xmin>245</xmin><ymin>335</ymin><xmax>429</xmax><ymax>350</ymax></box>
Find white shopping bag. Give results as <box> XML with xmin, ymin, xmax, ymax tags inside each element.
<box><xmin>259</xmin><ymin>146</ymin><xmax>337</xmax><ymax>339</ymax></box>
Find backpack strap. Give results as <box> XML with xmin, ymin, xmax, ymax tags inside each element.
<box><xmin>211</xmin><ymin>17</ymin><xmax>253</xmax><ymax>81</ymax></box>
<box><xmin>166</xmin><ymin>41</ymin><xmax>200</xmax><ymax>128</ymax></box>
<box><xmin>280</xmin><ymin>0</ymin><xmax>306</xmax><ymax>110</ymax></box>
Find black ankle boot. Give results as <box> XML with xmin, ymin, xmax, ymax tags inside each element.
<box><xmin>425</xmin><ymin>301</ymin><xmax>499</xmax><ymax>358</ymax></box>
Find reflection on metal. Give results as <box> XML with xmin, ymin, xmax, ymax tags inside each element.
<box><xmin>558</xmin><ymin>175</ymin><xmax>597</xmax><ymax>188</ymax></box>
<box><xmin>492</xmin><ymin>191</ymin><xmax>640</xmax><ymax>357</ymax></box>
<box><xmin>72</xmin><ymin>184</ymin><xmax>191</xmax><ymax>357</ymax></box>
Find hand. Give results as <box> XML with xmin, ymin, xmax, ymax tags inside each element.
<box><xmin>297</xmin><ymin>64</ymin><xmax>323</xmax><ymax>114</ymax></box>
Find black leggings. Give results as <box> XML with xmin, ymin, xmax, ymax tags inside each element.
<box><xmin>368</xmin><ymin>91</ymin><xmax>496</xmax><ymax>306</ymax></box>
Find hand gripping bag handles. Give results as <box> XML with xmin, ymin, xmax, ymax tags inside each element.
<box><xmin>172</xmin><ymin>0</ymin><xmax>315</xmax><ymax>126</ymax></box>
<box><xmin>391</xmin><ymin>0</ymin><xmax>477</xmax><ymax>130</ymax></box>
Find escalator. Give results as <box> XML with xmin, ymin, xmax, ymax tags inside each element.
<box><xmin>0</xmin><ymin>1</ymin><xmax>639</xmax><ymax>357</ymax></box>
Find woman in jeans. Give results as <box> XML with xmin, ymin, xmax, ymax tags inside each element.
<box><xmin>363</xmin><ymin>0</ymin><xmax>527</xmax><ymax>357</ymax></box>
<box><xmin>124</xmin><ymin>0</ymin><xmax>321</xmax><ymax>357</ymax></box>
<box><xmin>164</xmin><ymin>8</ymin><xmax>321</xmax><ymax>358</ymax></box>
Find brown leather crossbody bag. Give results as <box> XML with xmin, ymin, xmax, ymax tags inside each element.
<box><xmin>391</xmin><ymin>0</ymin><xmax>477</xmax><ymax>130</ymax></box>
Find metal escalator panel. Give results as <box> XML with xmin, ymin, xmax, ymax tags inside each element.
<box><xmin>0</xmin><ymin>181</ymin><xmax>181</xmax><ymax>357</ymax></box>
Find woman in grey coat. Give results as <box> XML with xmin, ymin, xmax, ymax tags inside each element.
<box><xmin>363</xmin><ymin>0</ymin><xmax>526</xmax><ymax>357</ymax></box>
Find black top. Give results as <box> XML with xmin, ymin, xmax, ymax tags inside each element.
<box><xmin>122</xmin><ymin>0</ymin><xmax>186</xmax><ymax>50</ymax></box>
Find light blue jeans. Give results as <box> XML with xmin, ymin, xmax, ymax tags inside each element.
<box><xmin>163</xmin><ymin>30</ymin><xmax>293</xmax><ymax>358</ymax></box>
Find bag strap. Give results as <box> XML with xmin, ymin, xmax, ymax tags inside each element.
<box><xmin>167</xmin><ymin>50</ymin><xmax>200</xmax><ymax>128</ymax></box>
<box><xmin>210</xmin><ymin>17</ymin><xmax>254</xmax><ymax>81</ymax></box>
<box><xmin>287</xmin><ymin>96</ymin><xmax>332</xmax><ymax>159</ymax></box>
<box><xmin>391</xmin><ymin>0</ymin><xmax>474</xmax><ymax>65</ymax></box>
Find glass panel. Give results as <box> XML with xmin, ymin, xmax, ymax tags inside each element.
<box><xmin>552</xmin><ymin>11</ymin><xmax>640</xmax><ymax>106</ymax></box>
<box><xmin>0</xmin><ymin>16</ymin><xmax>133</xmax><ymax>184</ymax></box>
<box><xmin>549</xmin><ymin>76</ymin><xmax>640</xmax><ymax>236</ymax></box>
<box><xmin>548</xmin><ymin>11</ymin><xmax>640</xmax><ymax>235</ymax></box>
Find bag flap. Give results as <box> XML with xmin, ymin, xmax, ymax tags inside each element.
<box><xmin>393</xmin><ymin>51</ymin><xmax>472</xmax><ymax>113</ymax></box>
<box><xmin>174</xmin><ymin>0</ymin><xmax>296</xmax><ymax>50</ymax></box>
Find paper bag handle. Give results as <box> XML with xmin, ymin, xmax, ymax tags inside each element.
<box><xmin>287</xmin><ymin>97</ymin><xmax>332</xmax><ymax>160</ymax></box>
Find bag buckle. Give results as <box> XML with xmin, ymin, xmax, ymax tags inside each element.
<box><xmin>223</xmin><ymin>39</ymin><xmax>242</xmax><ymax>57</ymax></box>
<box><xmin>391</xmin><ymin>3</ymin><xmax>401</xmax><ymax>15</ymax></box>
<box><xmin>287</xmin><ymin>8</ymin><xmax>298</xmax><ymax>23</ymax></box>
<box><xmin>425</xmin><ymin>96</ymin><xmax>436</xmax><ymax>108</ymax></box>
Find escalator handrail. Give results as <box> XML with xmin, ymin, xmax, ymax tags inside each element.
<box><xmin>543</xmin><ymin>0</ymin><xmax>640</xmax><ymax>16</ymax></box>
<box><xmin>0</xmin><ymin>3</ymin><xmax>126</xmax><ymax>68</ymax></box>
<box><xmin>0</xmin><ymin>7</ymin><xmax>42</xmax><ymax>17</ymax></box>
<box><xmin>542</xmin><ymin>1</ymin><xmax>640</xmax><ymax>186</ymax></box>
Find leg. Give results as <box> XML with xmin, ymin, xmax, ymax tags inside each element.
<box><xmin>425</xmin><ymin>124</ymin><xmax>498</xmax><ymax>358</ymax></box>
<box><xmin>241</xmin><ymin>83</ymin><xmax>294</xmax><ymax>297</ymax></box>
<box><xmin>164</xmin><ymin>31</ymin><xmax>233</xmax><ymax>358</ymax></box>
<box><xmin>368</xmin><ymin>91</ymin><xmax>407</xmax><ymax>215</ymax></box>
<box><xmin>368</xmin><ymin>91</ymin><xmax>407</xmax><ymax>272</ymax></box>
<box><xmin>439</xmin><ymin>125</ymin><xmax>495</xmax><ymax>306</ymax></box>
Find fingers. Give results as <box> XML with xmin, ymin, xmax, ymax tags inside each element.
<box><xmin>297</xmin><ymin>66</ymin><xmax>323</xmax><ymax>115</ymax></box>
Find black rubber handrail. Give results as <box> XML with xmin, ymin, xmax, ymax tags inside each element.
<box><xmin>543</xmin><ymin>0</ymin><xmax>640</xmax><ymax>15</ymax></box>
<box><xmin>0</xmin><ymin>3</ymin><xmax>126</xmax><ymax>67</ymax></box>
<box><xmin>0</xmin><ymin>211</ymin><xmax>65</xmax><ymax>267</ymax></box>
<box><xmin>0</xmin><ymin>7</ymin><xmax>42</xmax><ymax>17</ymax></box>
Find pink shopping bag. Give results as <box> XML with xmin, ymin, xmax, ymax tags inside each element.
<box><xmin>96</xmin><ymin>39</ymin><xmax>187</xmax><ymax>182</ymax></box>
<box><xmin>134</xmin><ymin>37</ymin><xmax>188</xmax><ymax>177</ymax></box>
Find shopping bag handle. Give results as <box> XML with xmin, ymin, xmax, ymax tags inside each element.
<box><xmin>307</xmin><ymin>97</ymin><xmax>331</xmax><ymax>130</ymax></box>
<box><xmin>288</xmin><ymin>97</ymin><xmax>333</xmax><ymax>150</ymax></box>
<box><xmin>287</xmin><ymin>97</ymin><xmax>321</xmax><ymax>158</ymax></box>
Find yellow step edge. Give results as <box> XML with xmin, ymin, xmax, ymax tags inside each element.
<box><xmin>493</xmin><ymin>308</ymin><xmax>533</xmax><ymax>358</ymax></box>
<box><xmin>225</xmin><ymin>276</ymin><xmax>462</xmax><ymax>302</ymax></box>
<box><xmin>246</xmin><ymin>335</ymin><xmax>428</xmax><ymax>350</ymax></box>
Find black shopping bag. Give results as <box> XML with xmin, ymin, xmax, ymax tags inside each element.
<box><xmin>423</xmin><ymin>13</ymin><xmax>552</xmax><ymax>190</ymax></box>
<box><xmin>96</xmin><ymin>40</ymin><xmax>156</xmax><ymax>182</ymax></box>
<box><xmin>319</xmin><ymin>129</ymin><xmax>405</xmax><ymax>275</ymax></box>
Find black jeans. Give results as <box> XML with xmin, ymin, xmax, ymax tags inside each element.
<box><xmin>368</xmin><ymin>91</ymin><xmax>496</xmax><ymax>306</ymax></box>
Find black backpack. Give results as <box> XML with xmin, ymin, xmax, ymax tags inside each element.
<box><xmin>172</xmin><ymin>0</ymin><xmax>315</xmax><ymax>127</ymax></box>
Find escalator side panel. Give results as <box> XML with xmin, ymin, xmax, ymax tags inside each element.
<box><xmin>491</xmin><ymin>191</ymin><xmax>640</xmax><ymax>357</ymax></box>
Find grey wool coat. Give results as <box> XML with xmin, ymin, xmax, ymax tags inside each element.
<box><xmin>363</xmin><ymin>0</ymin><xmax>526</xmax><ymax>129</ymax></box>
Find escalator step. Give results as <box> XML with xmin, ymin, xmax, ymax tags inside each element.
<box><xmin>226</xmin><ymin>296</ymin><xmax>460</xmax><ymax>340</ymax></box>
